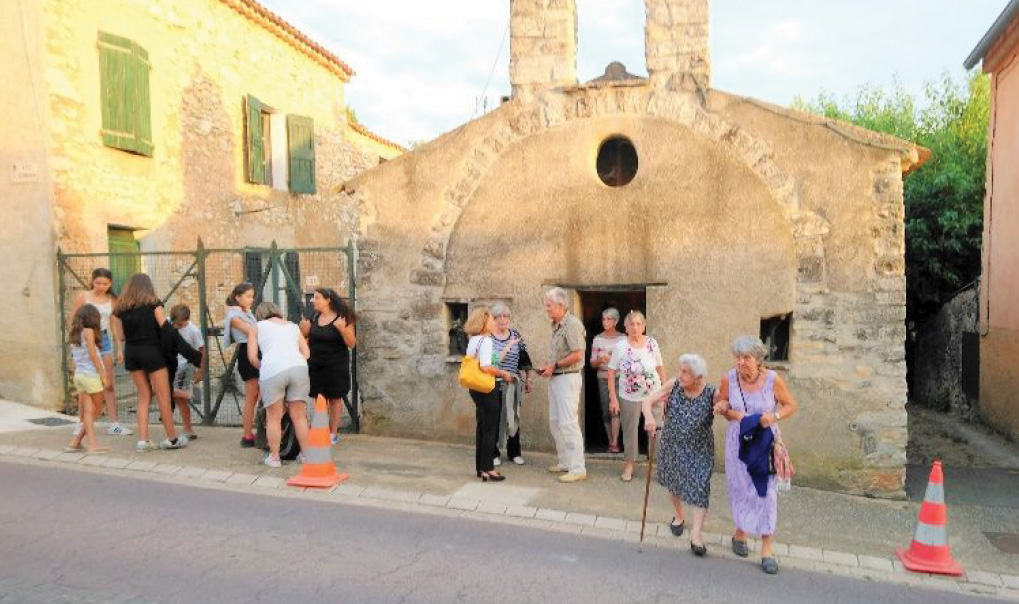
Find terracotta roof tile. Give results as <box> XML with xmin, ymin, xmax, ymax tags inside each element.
<box><xmin>349</xmin><ymin>122</ymin><xmax>407</xmax><ymax>152</ymax></box>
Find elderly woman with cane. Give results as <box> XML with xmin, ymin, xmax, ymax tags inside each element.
<box><xmin>643</xmin><ymin>354</ymin><xmax>716</xmax><ymax>557</ymax></box>
<box><xmin>714</xmin><ymin>335</ymin><xmax>798</xmax><ymax>575</ymax></box>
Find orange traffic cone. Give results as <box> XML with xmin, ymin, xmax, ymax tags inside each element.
<box><xmin>896</xmin><ymin>461</ymin><xmax>963</xmax><ymax>576</ymax></box>
<box><xmin>287</xmin><ymin>395</ymin><xmax>348</xmax><ymax>489</ymax></box>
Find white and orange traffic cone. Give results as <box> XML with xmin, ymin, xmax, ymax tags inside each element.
<box><xmin>287</xmin><ymin>395</ymin><xmax>348</xmax><ymax>489</ymax></box>
<box><xmin>896</xmin><ymin>460</ymin><xmax>963</xmax><ymax>576</ymax></box>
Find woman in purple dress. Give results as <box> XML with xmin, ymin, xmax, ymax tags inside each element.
<box><xmin>714</xmin><ymin>335</ymin><xmax>798</xmax><ymax>575</ymax></box>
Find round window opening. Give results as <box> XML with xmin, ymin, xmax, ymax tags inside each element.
<box><xmin>596</xmin><ymin>136</ymin><xmax>638</xmax><ymax>187</ymax></box>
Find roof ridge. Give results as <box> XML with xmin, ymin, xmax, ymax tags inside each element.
<box><xmin>349</xmin><ymin>121</ymin><xmax>407</xmax><ymax>152</ymax></box>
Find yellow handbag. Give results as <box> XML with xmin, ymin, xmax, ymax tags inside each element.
<box><xmin>458</xmin><ymin>341</ymin><xmax>495</xmax><ymax>393</ymax></box>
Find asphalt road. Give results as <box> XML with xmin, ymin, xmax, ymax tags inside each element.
<box><xmin>0</xmin><ymin>461</ymin><xmax>997</xmax><ymax>604</ymax></box>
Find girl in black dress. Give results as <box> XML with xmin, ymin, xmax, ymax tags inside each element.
<box><xmin>114</xmin><ymin>273</ymin><xmax>185</xmax><ymax>452</ymax></box>
<box><xmin>299</xmin><ymin>288</ymin><xmax>356</xmax><ymax>445</ymax></box>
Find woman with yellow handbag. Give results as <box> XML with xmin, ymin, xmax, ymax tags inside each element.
<box><xmin>462</xmin><ymin>306</ymin><xmax>514</xmax><ymax>482</ymax></box>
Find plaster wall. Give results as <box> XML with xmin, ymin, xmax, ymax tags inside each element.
<box><xmin>0</xmin><ymin>0</ymin><xmax>62</xmax><ymax>407</ymax></box>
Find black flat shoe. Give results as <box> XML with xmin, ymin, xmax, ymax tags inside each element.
<box><xmin>481</xmin><ymin>472</ymin><xmax>506</xmax><ymax>482</ymax></box>
<box><xmin>669</xmin><ymin>518</ymin><xmax>685</xmax><ymax>537</ymax></box>
<box><xmin>761</xmin><ymin>557</ymin><xmax>779</xmax><ymax>574</ymax></box>
<box><xmin>731</xmin><ymin>538</ymin><xmax>749</xmax><ymax>558</ymax></box>
<box><xmin>691</xmin><ymin>542</ymin><xmax>707</xmax><ymax>557</ymax></box>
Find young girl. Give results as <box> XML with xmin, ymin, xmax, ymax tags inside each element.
<box><xmin>68</xmin><ymin>268</ymin><xmax>131</xmax><ymax>436</ymax></box>
<box><xmin>65</xmin><ymin>304</ymin><xmax>110</xmax><ymax>454</ymax></box>
<box><xmin>114</xmin><ymin>273</ymin><xmax>185</xmax><ymax>451</ymax></box>
<box><xmin>223</xmin><ymin>283</ymin><xmax>259</xmax><ymax>447</ymax></box>
<box><xmin>299</xmin><ymin>287</ymin><xmax>356</xmax><ymax>446</ymax></box>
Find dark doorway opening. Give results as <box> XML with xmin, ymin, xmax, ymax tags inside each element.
<box><xmin>578</xmin><ymin>288</ymin><xmax>647</xmax><ymax>455</ymax></box>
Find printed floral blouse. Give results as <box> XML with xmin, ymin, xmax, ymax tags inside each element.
<box><xmin>607</xmin><ymin>337</ymin><xmax>664</xmax><ymax>400</ymax></box>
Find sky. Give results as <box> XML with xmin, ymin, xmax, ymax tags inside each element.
<box><xmin>256</xmin><ymin>0</ymin><xmax>1008</xmax><ymax>146</ymax></box>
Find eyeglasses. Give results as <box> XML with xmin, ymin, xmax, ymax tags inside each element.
<box><xmin>495</xmin><ymin>314</ymin><xmax>511</xmax><ymax>319</ymax></box>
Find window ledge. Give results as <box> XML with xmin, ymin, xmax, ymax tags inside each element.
<box><xmin>445</xmin><ymin>355</ymin><xmax>463</xmax><ymax>364</ymax></box>
<box><xmin>766</xmin><ymin>361</ymin><xmax>791</xmax><ymax>372</ymax></box>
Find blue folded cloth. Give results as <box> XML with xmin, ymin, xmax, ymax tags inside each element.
<box><xmin>738</xmin><ymin>414</ymin><xmax>774</xmax><ymax>497</ymax></box>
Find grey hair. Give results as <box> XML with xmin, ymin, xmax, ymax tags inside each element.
<box><xmin>731</xmin><ymin>335</ymin><xmax>768</xmax><ymax>362</ymax></box>
<box><xmin>544</xmin><ymin>287</ymin><xmax>569</xmax><ymax>308</ymax></box>
<box><xmin>255</xmin><ymin>301</ymin><xmax>283</xmax><ymax>321</ymax></box>
<box><xmin>491</xmin><ymin>301</ymin><xmax>511</xmax><ymax>318</ymax></box>
<box><xmin>623</xmin><ymin>310</ymin><xmax>646</xmax><ymax>327</ymax></box>
<box><xmin>602</xmin><ymin>307</ymin><xmax>620</xmax><ymax>322</ymax></box>
<box><xmin>678</xmin><ymin>353</ymin><xmax>708</xmax><ymax>378</ymax></box>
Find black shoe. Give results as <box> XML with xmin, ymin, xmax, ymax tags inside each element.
<box><xmin>691</xmin><ymin>542</ymin><xmax>707</xmax><ymax>557</ymax></box>
<box><xmin>240</xmin><ymin>436</ymin><xmax>255</xmax><ymax>448</ymax></box>
<box><xmin>669</xmin><ymin>518</ymin><xmax>685</xmax><ymax>537</ymax></box>
<box><xmin>761</xmin><ymin>557</ymin><xmax>779</xmax><ymax>574</ymax></box>
<box><xmin>731</xmin><ymin>538</ymin><xmax>749</xmax><ymax>558</ymax></box>
<box><xmin>480</xmin><ymin>472</ymin><xmax>506</xmax><ymax>482</ymax></box>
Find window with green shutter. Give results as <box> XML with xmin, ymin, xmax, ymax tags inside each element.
<box><xmin>287</xmin><ymin>114</ymin><xmax>316</xmax><ymax>194</ymax></box>
<box><xmin>98</xmin><ymin>32</ymin><xmax>153</xmax><ymax>157</ymax></box>
<box><xmin>245</xmin><ymin>95</ymin><xmax>270</xmax><ymax>185</ymax></box>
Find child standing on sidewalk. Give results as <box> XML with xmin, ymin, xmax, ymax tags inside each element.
<box><xmin>66</xmin><ymin>304</ymin><xmax>109</xmax><ymax>454</ymax></box>
<box><xmin>170</xmin><ymin>304</ymin><xmax>205</xmax><ymax>440</ymax></box>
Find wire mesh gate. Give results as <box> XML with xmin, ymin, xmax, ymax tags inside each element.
<box><xmin>57</xmin><ymin>240</ymin><xmax>359</xmax><ymax>431</ymax></box>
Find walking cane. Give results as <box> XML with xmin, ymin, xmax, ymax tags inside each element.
<box><xmin>639</xmin><ymin>398</ymin><xmax>668</xmax><ymax>552</ymax></box>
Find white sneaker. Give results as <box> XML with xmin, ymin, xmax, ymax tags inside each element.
<box><xmin>159</xmin><ymin>437</ymin><xmax>186</xmax><ymax>450</ymax></box>
<box><xmin>136</xmin><ymin>440</ymin><xmax>156</xmax><ymax>453</ymax></box>
<box><xmin>107</xmin><ymin>423</ymin><xmax>134</xmax><ymax>436</ymax></box>
<box><xmin>263</xmin><ymin>454</ymin><xmax>282</xmax><ymax>468</ymax></box>
<box><xmin>493</xmin><ymin>457</ymin><xmax>502</xmax><ymax>467</ymax></box>
<box><xmin>512</xmin><ymin>456</ymin><xmax>525</xmax><ymax>465</ymax></box>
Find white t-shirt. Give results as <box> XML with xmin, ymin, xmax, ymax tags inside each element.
<box><xmin>607</xmin><ymin>337</ymin><xmax>664</xmax><ymax>400</ymax></box>
<box><xmin>176</xmin><ymin>322</ymin><xmax>204</xmax><ymax>367</ymax></box>
<box><xmin>466</xmin><ymin>335</ymin><xmax>497</xmax><ymax>368</ymax></box>
<box><xmin>591</xmin><ymin>333</ymin><xmax>625</xmax><ymax>379</ymax></box>
<box><xmin>255</xmin><ymin>320</ymin><xmax>306</xmax><ymax>381</ymax></box>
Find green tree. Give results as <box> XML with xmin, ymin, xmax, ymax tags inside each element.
<box><xmin>794</xmin><ymin>72</ymin><xmax>989</xmax><ymax>327</ymax></box>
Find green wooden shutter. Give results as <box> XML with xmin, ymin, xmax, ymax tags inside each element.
<box><xmin>286</xmin><ymin>114</ymin><xmax>316</xmax><ymax>194</ymax></box>
<box><xmin>99</xmin><ymin>32</ymin><xmax>152</xmax><ymax>156</ymax></box>
<box><xmin>131</xmin><ymin>42</ymin><xmax>153</xmax><ymax>156</ymax></box>
<box><xmin>246</xmin><ymin>95</ymin><xmax>267</xmax><ymax>184</ymax></box>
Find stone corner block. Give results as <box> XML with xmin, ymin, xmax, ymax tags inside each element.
<box><xmin>125</xmin><ymin>460</ymin><xmax>158</xmax><ymax>472</ymax></box>
<box><xmin>225</xmin><ymin>473</ymin><xmax>259</xmax><ymax>486</ymax></box>
<box><xmin>252</xmin><ymin>476</ymin><xmax>285</xmax><ymax>489</ymax></box>
<box><xmin>964</xmin><ymin>571</ymin><xmax>1003</xmax><ymax>587</ymax></box>
<box><xmin>822</xmin><ymin>550</ymin><xmax>859</xmax><ymax>567</ymax></box>
<box><xmin>594</xmin><ymin>516</ymin><xmax>628</xmax><ymax>531</ymax></box>
<box><xmin>476</xmin><ymin>502</ymin><xmax>508</xmax><ymax>515</ymax></box>
<box><xmin>447</xmin><ymin>497</ymin><xmax>480</xmax><ymax>511</ymax></box>
<box><xmin>534</xmin><ymin>508</ymin><xmax>567</xmax><ymax>522</ymax></box>
<box><xmin>199</xmin><ymin>470</ymin><xmax>234</xmax><ymax>483</ymax></box>
<box><xmin>505</xmin><ymin>505</ymin><xmax>537</xmax><ymax>519</ymax></box>
<box><xmin>419</xmin><ymin>494</ymin><xmax>451</xmax><ymax>507</ymax></box>
<box><xmin>102</xmin><ymin>457</ymin><xmax>132</xmax><ymax>469</ymax></box>
<box><xmin>788</xmin><ymin>544</ymin><xmax>825</xmax><ymax>562</ymax></box>
<box><xmin>858</xmin><ymin>555</ymin><xmax>895</xmax><ymax>572</ymax></box>
<box><xmin>34</xmin><ymin>448</ymin><xmax>63</xmax><ymax>461</ymax></box>
<box><xmin>152</xmin><ymin>464</ymin><xmax>183</xmax><ymax>476</ymax></box>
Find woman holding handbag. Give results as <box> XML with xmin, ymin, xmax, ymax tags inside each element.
<box><xmin>463</xmin><ymin>306</ymin><xmax>514</xmax><ymax>482</ymax></box>
<box><xmin>713</xmin><ymin>335</ymin><xmax>798</xmax><ymax>575</ymax></box>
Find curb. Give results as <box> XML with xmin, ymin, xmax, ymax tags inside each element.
<box><xmin>2</xmin><ymin>446</ymin><xmax>1017</xmax><ymax>601</ymax></box>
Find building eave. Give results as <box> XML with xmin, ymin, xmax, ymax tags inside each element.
<box><xmin>964</xmin><ymin>0</ymin><xmax>1019</xmax><ymax>70</ymax></box>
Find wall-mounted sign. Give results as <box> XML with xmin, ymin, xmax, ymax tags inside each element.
<box><xmin>305</xmin><ymin>275</ymin><xmax>320</xmax><ymax>287</ymax></box>
<box><xmin>11</xmin><ymin>162</ymin><xmax>40</xmax><ymax>183</ymax></box>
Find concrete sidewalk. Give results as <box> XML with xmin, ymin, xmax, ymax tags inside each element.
<box><xmin>1</xmin><ymin>399</ymin><xmax>1017</xmax><ymax>599</ymax></box>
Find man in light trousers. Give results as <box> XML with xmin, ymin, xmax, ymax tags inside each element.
<box><xmin>537</xmin><ymin>288</ymin><xmax>587</xmax><ymax>483</ymax></box>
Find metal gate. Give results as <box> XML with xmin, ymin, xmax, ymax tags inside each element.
<box><xmin>57</xmin><ymin>239</ymin><xmax>359</xmax><ymax>430</ymax></box>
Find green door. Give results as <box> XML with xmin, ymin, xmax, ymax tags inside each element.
<box><xmin>107</xmin><ymin>227</ymin><xmax>140</xmax><ymax>295</ymax></box>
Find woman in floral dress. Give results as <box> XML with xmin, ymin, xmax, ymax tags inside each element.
<box><xmin>606</xmin><ymin>311</ymin><xmax>665</xmax><ymax>481</ymax></box>
<box><xmin>714</xmin><ymin>335</ymin><xmax>798</xmax><ymax>575</ymax></box>
<box><xmin>643</xmin><ymin>354</ymin><xmax>716</xmax><ymax>557</ymax></box>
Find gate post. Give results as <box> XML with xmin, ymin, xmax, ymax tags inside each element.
<box><xmin>347</xmin><ymin>239</ymin><xmax>359</xmax><ymax>432</ymax></box>
<box><xmin>57</xmin><ymin>248</ymin><xmax>72</xmax><ymax>412</ymax></box>
<box><xmin>196</xmin><ymin>238</ymin><xmax>213</xmax><ymax>425</ymax></box>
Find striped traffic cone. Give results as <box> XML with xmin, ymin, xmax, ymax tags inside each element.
<box><xmin>287</xmin><ymin>395</ymin><xmax>348</xmax><ymax>489</ymax></box>
<box><xmin>896</xmin><ymin>461</ymin><xmax>963</xmax><ymax>576</ymax></box>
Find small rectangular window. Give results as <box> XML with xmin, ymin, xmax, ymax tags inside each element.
<box><xmin>760</xmin><ymin>314</ymin><xmax>791</xmax><ymax>362</ymax></box>
<box><xmin>446</xmin><ymin>302</ymin><xmax>469</xmax><ymax>356</ymax></box>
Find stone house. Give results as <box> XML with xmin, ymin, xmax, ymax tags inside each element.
<box><xmin>965</xmin><ymin>0</ymin><xmax>1019</xmax><ymax>440</ymax></box>
<box><xmin>1</xmin><ymin>0</ymin><xmax>402</xmax><ymax>407</ymax></box>
<box><xmin>344</xmin><ymin>0</ymin><xmax>927</xmax><ymax>497</ymax></box>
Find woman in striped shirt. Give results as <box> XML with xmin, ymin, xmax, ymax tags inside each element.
<box><xmin>490</xmin><ymin>302</ymin><xmax>533</xmax><ymax>467</ymax></box>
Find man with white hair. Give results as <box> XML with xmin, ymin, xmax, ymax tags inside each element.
<box><xmin>537</xmin><ymin>287</ymin><xmax>587</xmax><ymax>483</ymax></box>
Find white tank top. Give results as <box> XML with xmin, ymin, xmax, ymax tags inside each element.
<box><xmin>86</xmin><ymin>293</ymin><xmax>113</xmax><ymax>332</ymax></box>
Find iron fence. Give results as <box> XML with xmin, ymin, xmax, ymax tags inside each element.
<box><xmin>57</xmin><ymin>239</ymin><xmax>359</xmax><ymax>430</ymax></box>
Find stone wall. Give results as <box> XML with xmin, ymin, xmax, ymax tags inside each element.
<box><xmin>912</xmin><ymin>287</ymin><xmax>978</xmax><ymax>416</ymax></box>
<box><xmin>645</xmin><ymin>0</ymin><xmax>710</xmax><ymax>91</ymax></box>
<box><xmin>345</xmin><ymin>81</ymin><xmax>921</xmax><ymax>497</ymax></box>
<box><xmin>509</xmin><ymin>0</ymin><xmax>578</xmax><ymax>99</ymax></box>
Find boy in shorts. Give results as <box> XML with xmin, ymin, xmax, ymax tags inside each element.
<box><xmin>170</xmin><ymin>304</ymin><xmax>205</xmax><ymax>440</ymax></box>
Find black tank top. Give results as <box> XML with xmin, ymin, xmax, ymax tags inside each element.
<box><xmin>308</xmin><ymin>313</ymin><xmax>349</xmax><ymax>367</ymax></box>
